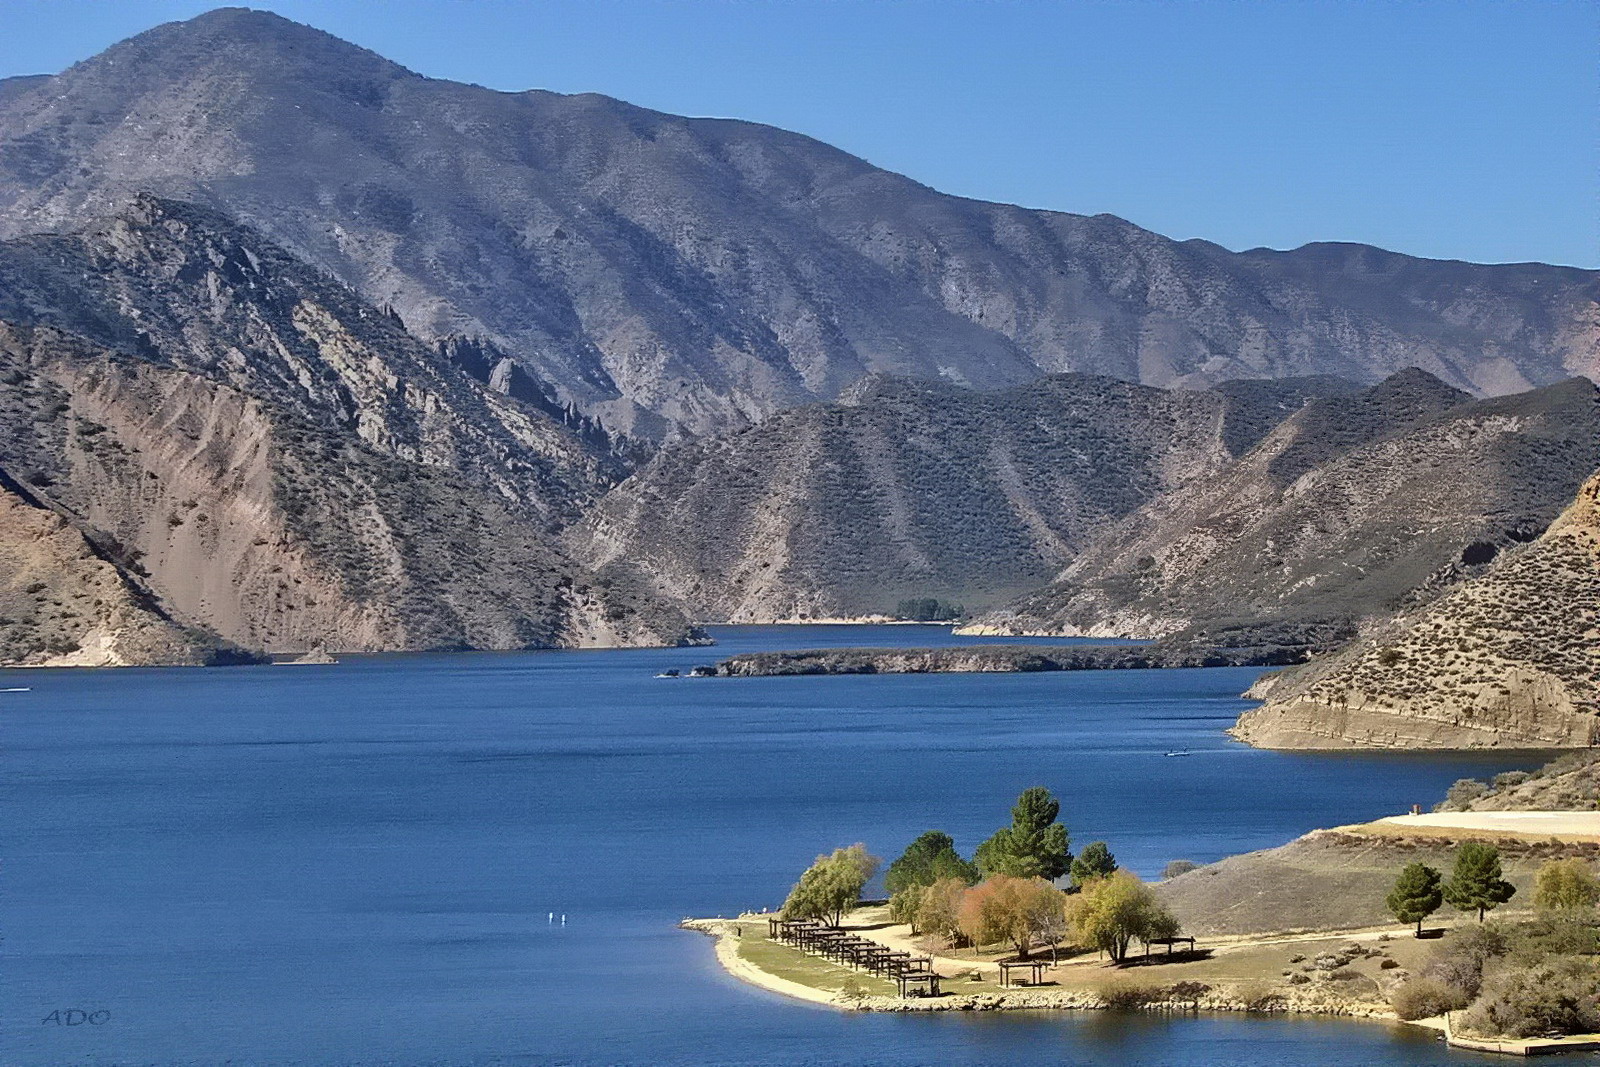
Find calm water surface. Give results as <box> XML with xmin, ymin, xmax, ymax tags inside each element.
<box><xmin>2</xmin><ymin>625</ymin><xmax>1576</xmax><ymax>1065</ymax></box>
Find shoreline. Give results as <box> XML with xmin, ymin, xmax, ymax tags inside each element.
<box><xmin>682</xmin><ymin>915</ymin><xmax>1403</xmax><ymax>1022</ymax></box>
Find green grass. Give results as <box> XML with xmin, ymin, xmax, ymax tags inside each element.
<box><xmin>734</xmin><ymin>930</ymin><xmax>1008</xmax><ymax>996</ymax></box>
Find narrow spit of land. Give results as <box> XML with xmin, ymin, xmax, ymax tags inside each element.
<box><xmin>712</xmin><ymin>643</ymin><xmax>1304</xmax><ymax>676</ymax></box>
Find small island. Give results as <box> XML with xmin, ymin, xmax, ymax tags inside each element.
<box><xmin>687</xmin><ymin>764</ymin><xmax>1600</xmax><ymax>1055</ymax></box>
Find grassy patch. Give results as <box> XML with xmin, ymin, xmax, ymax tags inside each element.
<box><xmin>736</xmin><ymin>933</ymin><xmax>900</xmax><ymax>997</ymax></box>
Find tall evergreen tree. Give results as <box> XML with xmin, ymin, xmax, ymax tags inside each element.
<box><xmin>885</xmin><ymin>830</ymin><xmax>979</xmax><ymax>895</ymax></box>
<box><xmin>975</xmin><ymin>787</ymin><xmax>1071</xmax><ymax>882</ymax></box>
<box><xmin>1386</xmin><ymin>862</ymin><xmax>1443</xmax><ymax>936</ymax></box>
<box><xmin>1069</xmin><ymin>841</ymin><xmax>1118</xmax><ymax>888</ymax></box>
<box><xmin>1443</xmin><ymin>842</ymin><xmax>1516</xmax><ymax>921</ymax></box>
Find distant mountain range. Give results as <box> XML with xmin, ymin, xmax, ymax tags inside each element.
<box><xmin>1</xmin><ymin>8</ymin><xmax>1595</xmax><ymax>441</ymax></box>
<box><xmin>0</xmin><ymin>7</ymin><xmax>1595</xmax><ymax>754</ymax></box>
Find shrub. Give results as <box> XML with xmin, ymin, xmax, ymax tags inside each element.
<box><xmin>1097</xmin><ymin>980</ymin><xmax>1163</xmax><ymax>1009</ymax></box>
<box><xmin>1162</xmin><ymin>859</ymin><xmax>1199</xmax><ymax>880</ymax></box>
<box><xmin>1436</xmin><ymin>778</ymin><xmax>1489</xmax><ymax>812</ymax></box>
<box><xmin>1390</xmin><ymin>978</ymin><xmax>1469</xmax><ymax>1021</ymax></box>
<box><xmin>1423</xmin><ymin>922</ymin><xmax>1510</xmax><ymax>999</ymax></box>
<box><xmin>1533</xmin><ymin>858</ymin><xmax>1600</xmax><ymax>913</ymax></box>
<box><xmin>1459</xmin><ymin>958</ymin><xmax>1600</xmax><ymax>1038</ymax></box>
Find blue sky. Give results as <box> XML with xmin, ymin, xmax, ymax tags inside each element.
<box><xmin>3</xmin><ymin>0</ymin><xmax>1594</xmax><ymax>267</ymax></box>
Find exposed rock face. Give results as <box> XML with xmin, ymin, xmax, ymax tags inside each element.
<box><xmin>969</xmin><ymin>371</ymin><xmax>1600</xmax><ymax>644</ymax></box>
<box><xmin>0</xmin><ymin>475</ymin><xmax>247</xmax><ymax>666</ymax></box>
<box><xmin>1232</xmin><ymin>470</ymin><xmax>1600</xmax><ymax>749</ymax></box>
<box><xmin>0</xmin><ymin>198</ymin><xmax>698</xmax><ymax>664</ymax></box>
<box><xmin>574</xmin><ymin>374</ymin><xmax>1341</xmax><ymax>620</ymax></box>
<box><xmin>1</xmin><ymin>9</ymin><xmax>1595</xmax><ymax>438</ymax></box>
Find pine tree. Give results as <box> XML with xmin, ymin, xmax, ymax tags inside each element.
<box><xmin>1443</xmin><ymin>842</ymin><xmax>1516</xmax><ymax>921</ymax></box>
<box><xmin>975</xmin><ymin>787</ymin><xmax>1071</xmax><ymax>881</ymax></box>
<box><xmin>1386</xmin><ymin>862</ymin><xmax>1443</xmax><ymax>936</ymax></box>
<box><xmin>884</xmin><ymin>830</ymin><xmax>979</xmax><ymax>895</ymax></box>
<box><xmin>1069</xmin><ymin>841</ymin><xmax>1118</xmax><ymax>888</ymax></box>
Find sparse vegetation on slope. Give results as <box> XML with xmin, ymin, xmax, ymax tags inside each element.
<box><xmin>1233</xmin><ymin>468</ymin><xmax>1600</xmax><ymax>749</ymax></box>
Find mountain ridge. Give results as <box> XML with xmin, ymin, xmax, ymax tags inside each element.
<box><xmin>2</xmin><ymin>8</ymin><xmax>1594</xmax><ymax>438</ymax></box>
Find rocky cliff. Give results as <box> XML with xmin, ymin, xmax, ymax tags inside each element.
<box><xmin>967</xmin><ymin>371</ymin><xmax>1600</xmax><ymax>645</ymax></box>
<box><xmin>0</xmin><ymin>198</ymin><xmax>698</xmax><ymax>664</ymax></box>
<box><xmin>1232</xmin><ymin>469</ymin><xmax>1600</xmax><ymax>749</ymax></box>
<box><xmin>2</xmin><ymin>9</ymin><xmax>1595</xmax><ymax>438</ymax></box>
<box><xmin>574</xmin><ymin>374</ymin><xmax>1343</xmax><ymax>620</ymax></box>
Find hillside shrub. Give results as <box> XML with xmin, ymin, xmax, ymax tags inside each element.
<box><xmin>1458</xmin><ymin>958</ymin><xmax>1600</xmax><ymax>1038</ymax></box>
<box><xmin>1390</xmin><ymin>978</ymin><xmax>1469</xmax><ymax>1021</ymax></box>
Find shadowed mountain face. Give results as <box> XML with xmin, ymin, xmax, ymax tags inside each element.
<box><xmin>968</xmin><ymin>372</ymin><xmax>1600</xmax><ymax>644</ymax></box>
<box><xmin>1</xmin><ymin>8</ymin><xmax>1596</xmax><ymax>438</ymax></box>
<box><xmin>572</xmin><ymin>374</ymin><xmax>1350</xmax><ymax>621</ymax></box>
<box><xmin>0</xmin><ymin>197</ymin><xmax>697</xmax><ymax>662</ymax></box>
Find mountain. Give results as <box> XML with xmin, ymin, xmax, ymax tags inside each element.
<box><xmin>0</xmin><ymin>196</ymin><xmax>697</xmax><ymax>663</ymax></box>
<box><xmin>965</xmin><ymin>371</ymin><xmax>1600</xmax><ymax>646</ymax></box>
<box><xmin>572</xmin><ymin>373</ymin><xmax>1346</xmax><ymax>621</ymax></box>
<box><xmin>0</xmin><ymin>471</ymin><xmax>252</xmax><ymax>666</ymax></box>
<box><xmin>1</xmin><ymin>9</ymin><xmax>1595</xmax><ymax>439</ymax></box>
<box><xmin>1233</xmin><ymin>468</ymin><xmax>1600</xmax><ymax>749</ymax></box>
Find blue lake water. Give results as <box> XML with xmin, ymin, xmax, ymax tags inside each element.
<box><xmin>1</xmin><ymin>624</ymin><xmax>1576</xmax><ymax>1066</ymax></box>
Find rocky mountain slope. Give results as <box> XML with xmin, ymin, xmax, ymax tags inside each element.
<box><xmin>1232</xmin><ymin>468</ymin><xmax>1600</xmax><ymax>749</ymax></box>
<box><xmin>968</xmin><ymin>372</ymin><xmax>1600</xmax><ymax>645</ymax></box>
<box><xmin>0</xmin><ymin>472</ymin><xmax>250</xmax><ymax>666</ymax></box>
<box><xmin>574</xmin><ymin>374</ymin><xmax>1343</xmax><ymax>620</ymax></box>
<box><xmin>0</xmin><ymin>197</ymin><xmax>697</xmax><ymax>664</ymax></box>
<box><xmin>2</xmin><ymin>9</ymin><xmax>1595</xmax><ymax>438</ymax></box>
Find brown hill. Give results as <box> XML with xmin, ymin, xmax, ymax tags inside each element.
<box><xmin>574</xmin><ymin>374</ymin><xmax>1341</xmax><ymax>620</ymax></box>
<box><xmin>0</xmin><ymin>198</ymin><xmax>697</xmax><ymax>663</ymax></box>
<box><xmin>966</xmin><ymin>373</ymin><xmax>1600</xmax><ymax>647</ymax></box>
<box><xmin>1232</xmin><ymin>469</ymin><xmax>1600</xmax><ymax>749</ymax></box>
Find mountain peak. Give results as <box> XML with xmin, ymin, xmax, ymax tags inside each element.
<box><xmin>61</xmin><ymin>5</ymin><xmax>414</xmax><ymax>95</ymax></box>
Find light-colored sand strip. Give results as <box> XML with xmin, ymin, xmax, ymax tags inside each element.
<box><xmin>684</xmin><ymin>919</ymin><xmax>840</xmax><ymax>1008</ymax></box>
<box><xmin>1369</xmin><ymin>810</ymin><xmax>1600</xmax><ymax>839</ymax></box>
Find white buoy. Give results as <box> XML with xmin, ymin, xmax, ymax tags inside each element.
<box><xmin>548</xmin><ymin>912</ymin><xmax>554</xmax><ymax>924</ymax></box>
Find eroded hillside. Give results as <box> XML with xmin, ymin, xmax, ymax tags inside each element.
<box><xmin>574</xmin><ymin>374</ymin><xmax>1341</xmax><ymax>620</ymax></box>
<box><xmin>1232</xmin><ymin>469</ymin><xmax>1600</xmax><ymax>749</ymax></box>
<box><xmin>967</xmin><ymin>371</ymin><xmax>1600</xmax><ymax>646</ymax></box>
<box><xmin>0</xmin><ymin>198</ymin><xmax>698</xmax><ymax>664</ymax></box>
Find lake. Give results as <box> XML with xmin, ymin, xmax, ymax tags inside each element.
<box><xmin>1</xmin><ymin>625</ymin><xmax>1570</xmax><ymax>1065</ymax></box>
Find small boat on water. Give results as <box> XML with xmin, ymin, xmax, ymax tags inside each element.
<box><xmin>1164</xmin><ymin>749</ymin><xmax>1191</xmax><ymax>757</ymax></box>
<box><xmin>655</xmin><ymin>669</ymin><xmax>680</xmax><ymax>679</ymax></box>
<box><xmin>1</xmin><ymin>687</ymin><xmax>30</xmax><ymax>693</ymax></box>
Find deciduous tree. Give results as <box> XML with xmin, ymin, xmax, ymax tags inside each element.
<box><xmin>1534</xmin><ymin>858</ymin><xmax>1600</xmax><ymax>913</ymax></box>
<box><xmin>781</xmin><ymin>843</ymin><xmax>881</xmax><ymax>926</ymax></box>
<box><xmin>1068</xmin><ymin>870</ymin><xmax>1180</xmax><ymax>962</ymax></box>
<box><xmin>957</xmin><ymin>875</ymin><xmax>1066</xmax><ymax>959</ymax></box>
